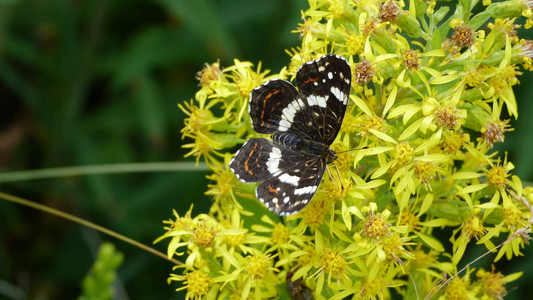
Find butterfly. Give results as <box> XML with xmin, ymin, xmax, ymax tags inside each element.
<box><xmin>286</xmin><ymin>271</ymin><xmax>314</xmax><ymax>300</ymax></box>
<box><xmin>230</xmin><ymin>55</ymin><xmax>351</xmax><ymax>215</ymax></box>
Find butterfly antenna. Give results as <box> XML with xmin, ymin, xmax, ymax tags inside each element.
<box><xmin>327</xmin><ymin>161</ymin><xmax>344</xmax><ymax>191</ymax></box>
<box><xmin>334</xmin><ymin>161</ymin><xmax>344</xmax><ymax>191</ymax></box>
<box><xmin>336</xmin><ymin>146</ymin><xmax>368</xmax><ymax>154</ymax></box>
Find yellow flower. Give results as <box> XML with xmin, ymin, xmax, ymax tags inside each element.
<box><xmin>182</xmin><ymin>131</ymin><xmax>225</xmax><ymax>166</ymax></box>
<box><xmin>462</xmin><ymin>215</ymin><xmax>486</xmax><ymax>241</ymax></box>
<box><xmin>476</xmin><ymin>268</ymin><xmax>508</xmax><ymax>299</ymax></box>
<box><xmin>402</xmin><ymin>49</ymin><xmax>421</xmax><ymax>70</ymax></box>
<box><xmin>486</xmin><ymin>164</ymin><xmax>510</xmax><ymax>189</ymax></box>
<box><xmin>300</xmin><ymin>198</ymin><xmax>328</xmax><ymax>227</ymax></box>
<box><xmin>344</xmin><ymin>30</ymin><xmax>366</xmax><ymax>56</ymax></box>
<box><xmin>168</xmin><ymin>268</ymin><xmax>211</xmax><ymax>300</ymax></box>
<box><xmin>394</xmin><ymin>142</ymin><xmax>414</xmax><ymax>167</ymax></box>
<box><xmin>205</xmin><ymin>166</ymin><xmax>239</xmax><ymax>210</ymax></box>
<box><xmin>320</xmin><ymin>249</ymin><xmax>346</xmax><ymax>275</ymax></box>
<box><xmin>443</xmin><ymin>275</ymin><xmax>477</xmax><ymax>300</ymax></box>
<box><xmin>398</xmin><ymin>210</ymin><xmax>421</xmax><ymax>233</ymax></box>
<box><xmin>362</xmin><ymin>210</ymin><xmax>391</xmax><ymax>240</ymax></box>
<box><xmin>196</xmin><ymin>60</ymin><xmax>222</xmax><ymax>87</ymax></box>
<box><xmin>225</xmin><ymin>59</ymin><xmax>271</xmax><ymax>99</ymax></box>
<box><xmin>451</xmin><ymin>25</ymin><xmax>474</xmax><ymax>48</ymax></box>
<box><xmin>479</xmin><ymin>119</ymin><xmax>512</xmax><ymax>147</ymax></box>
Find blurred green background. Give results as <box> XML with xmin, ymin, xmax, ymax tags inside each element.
<box><xmin>0</xmin><ymin>0</ymin><xmax>532</xmax><ymax>299</ymax></box>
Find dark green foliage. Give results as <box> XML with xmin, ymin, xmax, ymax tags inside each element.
<box><xmin>0</xmin><ymin>0</ymin><xmax>302</xmax><ymax>298</ymax></box>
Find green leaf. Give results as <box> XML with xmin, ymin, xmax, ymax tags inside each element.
<box><xmin>79</xmin><ymin>243</ymin><xmax>124</xmax><ymax>300</ymax></box>
<box><xmin>415</xmin><ymin>232</ymin><xmax>445</xmax><ymax>252</ymax></box>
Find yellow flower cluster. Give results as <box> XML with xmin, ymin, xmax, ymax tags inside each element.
<box><xmin>161</xmin><ymin>0</ymin><xmax>533</xmax><ymax>298</ymax></box>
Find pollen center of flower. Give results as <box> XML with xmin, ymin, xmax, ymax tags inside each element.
<box><xmin>247</xmin><ymin>254</ymin><xmax>269</xmax><ymax>279</ymax></box>
<box><xmin>354</xmin><ymin>59</ymin><xmax>375</xmax><ymax>84</ymax></box>
<box><xmin>402</xmin><ymin>49</ymin><xmax>420</xmax><ymax>70</ymax></box>
<box><xmin>451</xmin><ymin>25</ymin><xmax>474</xmax><ymax>48</ymax></box>
<box><xmin>193</xmin><ymin>223</ymin><xmax>216</xmax><ymax>248</ymax></box>
<box><xmin>478</xmin><ymin>270</ymin><xmax>507</xmax><ymax>299</ymax></box>
<box><xmin>360</xmin><ymin>115</ymin><xmax>384</xmax><ymax>137</ymax></box>
<box><xmin>463</xmin><ymin>216</ymin><xmax>486</xmax><ymax>240</ymax></box>
<box><xmin>379</xmin><ymin>1</ymin><xmax>400</xmax><ymax>22</ymax></box>
<box><xmin>346</xmin><ymin>32</ymin><xmax>365</xmax><ymax>56</ymax></box>
<box><xmin>185</xmin><ymin>270</ymin><xmax>211</xmax><ymax>298</ymax></box>
<box><xmin>481</xmin><ymin>120</ymin><xmax>511</xmax><ymax>147</ymax></box>
<box><xmin>487</xmin><ymin>165</ymin><xmax>508</xmax><ymax>188</ymax></box>
<box><xmin>414</xmin><ymin>161</ymin><xmax>435</xmax><ymax>184</ymax></box>
<box><xmin>445</xmin><ymin>278</ymin><xmax>469</xmax><ymax>300</ymax></box>
<box><xmin>196</xmin><ymin>61</ymin><xmax>222</xmax><ymax>87</ymax></box>
<box><xmin>434</xmin><ymin>106</ymin><xmax>461</xmax><ymax>129</ymax></box>
<box><xmin>399</xmin><ymin>210</ymin><xmax>421</xmax><ymax>233</ymax></box>
<box><xmin>504</xmin><ymin>205</ymin><xmax>523</xmax><ymax>230</ymax></box>
<box><xmin>363</xmin><ymin>214</ymin><xmax>391</xmax><ymax>239</ymax></box>
<box><xmin>381</xmin><ymin>234</ymin><xmax>404</xmax><ymax>260</ymax></box>
<box><xmin>321</xmin><ymin>249</ymin><xmax>346</xmax><ymax>275</ymax></box>
<box><xmin>328</xmin><ymin>0</ymin><xmax>345</xmax><ymax>18</ymax></box>
<box><xmin>394</xmin><ymin>142</ymin><xmax>414</xmax><ymax>166</ymax></box>
<box><xmin>302</xmin><ymin>200</ymin><xmax>326</xmax><ymax>226</ymax></box>
<box><xmin>272</xmin><ymin>223</ymin><xmax>290</xmax><ymax>244</ymax></box>
<box><xmin>464</xmin><ymin>70</ymin><xmax>482</xmax><ymax>87</ymax></box>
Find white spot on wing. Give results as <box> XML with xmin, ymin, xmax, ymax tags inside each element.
<box><xmin>278</xmin><ymin>173</ymin><xmax>300</xmax><ymax>186</ymax></box>
<box><xmin>294</xmin><ymin>185</ymin><xmax>318</xmax><ymax>195</ymax></box>
<box><xmin>328</xmin><ymin>72</ymin><xmax>333</xmax><ymax>79</ymax></box>
<box><xmin>278</xmin><ymin>119</ymin><xmax>291</xmax><ymax>132</ymax></box>
<box><xmin>266</xmin><ymin>147</ymin><xmax>282</xmax><ymax>176</ymax></box>
<box><xmin>307</xmin><ymin>95</ymin><xmax>327</xmax><ymax>108</ymax></box>
<box><xmin>281</xmin><ymin>105</ymin><xmax>295</xmax><ymax>123</ymax></box>
<box><xmin>331</xmin><ymin>86</ymin><xmax>347</xmax><ymax>104</ymax></box>
<box><xmin>277</xmin><ymin>98</ymin><xmax>305</xmax><ymax>132</ymax></box>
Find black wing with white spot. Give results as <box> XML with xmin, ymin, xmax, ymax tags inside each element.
<box><xmin>249</xmin><ymin>80</ymin><xmax>301</xmax><ymax>135</ymax></box>
<box><xmin>296</xmin><ymin>55</ymin><xmax>351</xmax><ymax>145</ymax></box>
<box><xmin>229</xmin><ymin>137</ymin><xmax>326</xmax><ymax>215</ymax></box>
<box><xmin>256</xmin><ymin>157</ymin><xmax>325</xmax><ymax>216</ymax></box>
<box><xmin>229</xmin><ymin>138</ymin><xmax>276</xmax><ymax>183</ymax></box>
<box><xmin>249</xmin><ymin>55</ymin><xmax>351</xmax><ymax>146</ymax></box>
<box><xmin>230</xmin><ymin>137</ymin><xmax>313</xmax><ymax>183</ymax></box>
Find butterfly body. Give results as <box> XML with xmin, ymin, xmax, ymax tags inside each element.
<box><xmin>230</xmin><ymin>55</ymin><xmax>351</xmax><ymax>215</ymax></box>
<box><xmin>271</xmin><ymin>132</ymin><xmax>336</xmax><ymax>161</ymax></box>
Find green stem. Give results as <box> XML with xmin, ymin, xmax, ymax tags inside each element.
<box><xmin>0</xmin><ymin>162</ymin><xmax>209</xmax><ymax>183</ymax></box>
<box><xmin>0</xmin><ymin>191</ymin><xmax>182</xmax><ymax>265</ymax></box>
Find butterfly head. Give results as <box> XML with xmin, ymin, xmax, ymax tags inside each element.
<box><xmin>324</xmin><ymin>148</ymin><xmax>337</xmax><ymax>164</ymax></box>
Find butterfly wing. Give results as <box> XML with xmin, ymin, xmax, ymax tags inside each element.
<box><xmin>255</xmin><ymin>155</ymin><xmax>326</xmax><ymax>216</ymax></box>
<box><xmin>230</xmin><ymin>138</ymin><xmax>278</xmax><ymax>183</ymax></box>
<box><xmin>296</xmin><ymin>55</ymin><xmax>352</xmax><ymax>145</ymax></box>
<box><xmin>230</xmin><ymin>137</ymin><xmax>326</xmax><ymax>215</ymax></box>
<box><xmin>249</xmin><ymin>79</ymin><xmax>301</xmax><ymax>134</ymax></box>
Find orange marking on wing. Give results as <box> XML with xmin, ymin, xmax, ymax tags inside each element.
<box><xmin>267</xmin><ymin>185</ymin><xmax>279</xmax><ymax>195</ymax></box>
<box><xmin>244</xmin><ymin>143</ymin><xmax>258</xmax><ymax>175</ymax></box>
<box><xmin>303</xmin><ymin>77</ymin><xmax>319</xmax><ymax>84</ymax></box>
<box><xmin>260</xmin><ymin>89</ymin><xmax>280</xmax><ymax>121</ymax></box>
